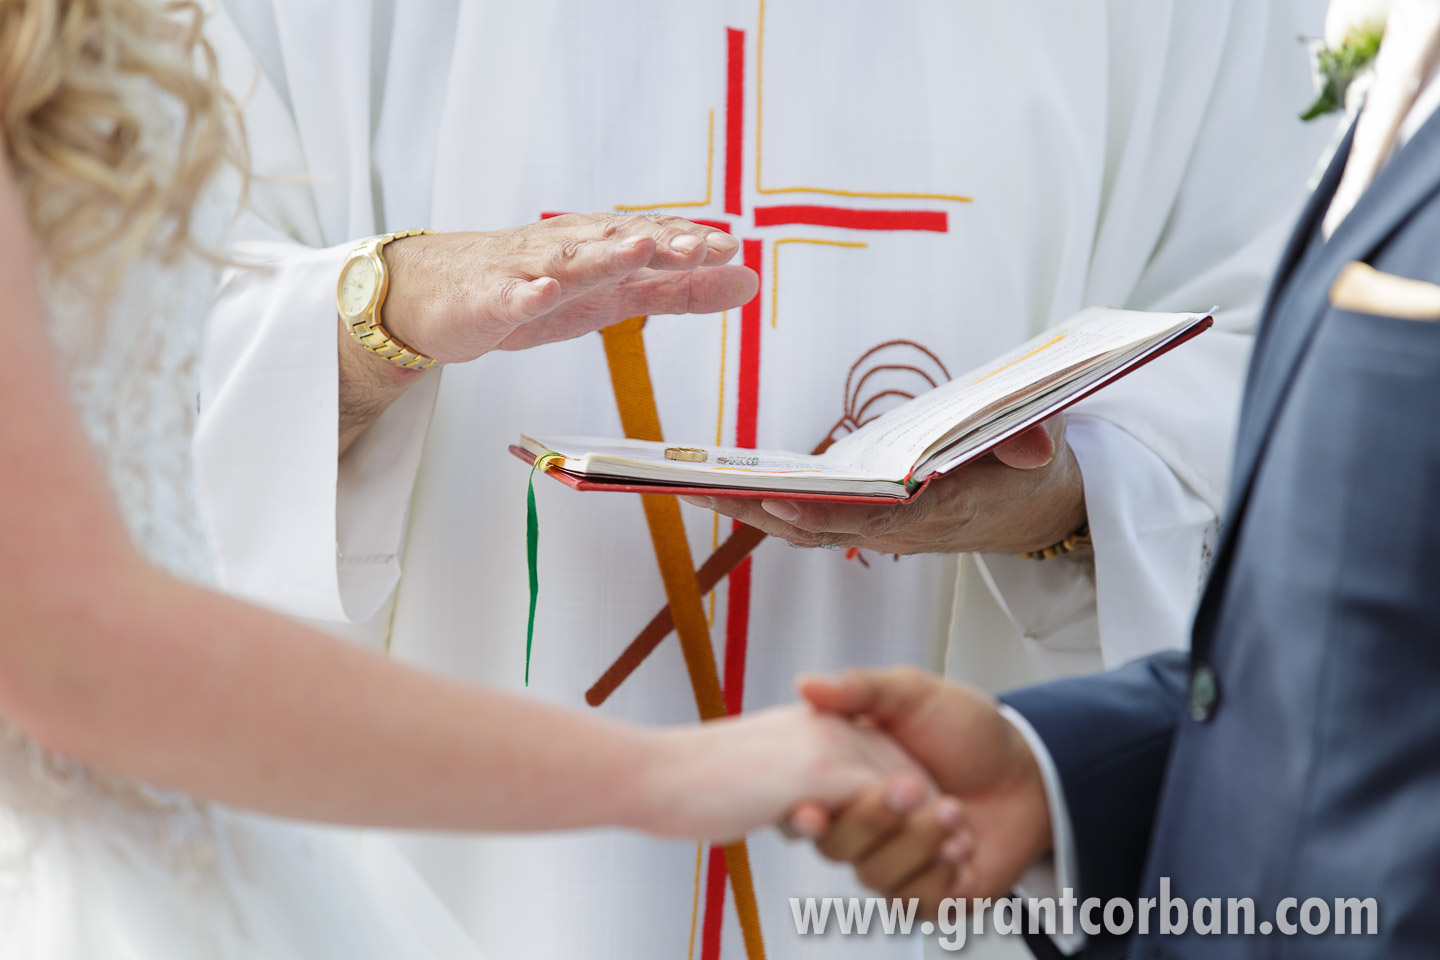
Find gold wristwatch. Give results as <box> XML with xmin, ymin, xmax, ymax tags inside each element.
<box><xmin>337</xmin><ymin>229</ymin><xmax>440</xmax><ymax>371</ymax></box>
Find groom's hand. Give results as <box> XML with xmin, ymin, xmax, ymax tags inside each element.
<box><xmin>683</xmin><ymin>416</ymin><xmax>1087</xmax><ymax>556</ymax></box>
<box><xmin>798</xmin><ymin>774</ymin><xmax>970</xmax><ymax>920</ymax></box>
<box><xmin>792</xmin><ymin>668</ymin><xmax>1053</xmax><ymax>908</ymax></box>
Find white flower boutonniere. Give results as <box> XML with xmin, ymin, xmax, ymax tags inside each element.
<box><xmin>1302</xmin><ymin>0</ymin><xmax>1390</xmax><ymax>121</ymax></box>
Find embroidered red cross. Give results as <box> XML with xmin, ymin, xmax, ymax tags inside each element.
<box><xmin>543</xmin><ymin>15</ymin><xmax>968</xmax><ymax>960</ymax></box>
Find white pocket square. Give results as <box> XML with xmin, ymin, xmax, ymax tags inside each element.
<box><xmin>1329</xmin><ymin>262</ymin><xmax>1440</xmax><ymax>321</ymax></box>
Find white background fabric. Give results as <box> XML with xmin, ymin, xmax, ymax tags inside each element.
<box><xmin>199</xmin><ymin>3</ymin><xmax>1330</xmax><ymax>957</ymax></box>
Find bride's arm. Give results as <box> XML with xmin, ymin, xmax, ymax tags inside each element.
<box><xmin>0</xmin><ymin>164</ymin><xmax>908</xmax><ymax>840</ymax></box>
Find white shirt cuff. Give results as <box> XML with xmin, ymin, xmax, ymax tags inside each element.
<box><xmin>196</xmin><ymin>239</ymin><xmax>437</xmax><ymax>625</ymax></box>
<box><xmin>998</xmin><ymin>703</ymin><xmax>1085</xmax><ymax>956</ymax></box>
<box><xmin>979</xmin><ymin>413</ymin><xmax>1216</xmax><ymax>672</ymax></box>
<box><xmin>335</xmin><ymin>366</ymin><xmax>440</xmax><ymax>616</ymax></box>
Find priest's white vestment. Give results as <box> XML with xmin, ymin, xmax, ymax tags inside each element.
<box><xmin>198</xmin><ymin>3</ymin><xmax>1331</xmax><ymax>958</ymax></box>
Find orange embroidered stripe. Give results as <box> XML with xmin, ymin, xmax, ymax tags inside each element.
<box><xmin>687</xmin><ymin>842</ymin><xmax>703</xmax><ymax>960</ymax></box>
<box><xmin>754</xmin><ymin>0</ymin><xmax>972</xmax><ymax>203</ymax></box>
<box><xmin>599</xmin><ymin>318</ymin><xmax>767</xmax><ymax>959</ymax></box>
<box><xmin>615</xmin><ymin>110</ymin><xmax>715</xmax><ymax>211</ymax></box>
<box><xmin>971</xmin><ymin>333</ymin><xmax>1067</xmax><ymax>384</ymax></box>
<box><xmin>770</xmin><ymin>238</ymin><xmax>866</xmax><ymax>328</ymax></box>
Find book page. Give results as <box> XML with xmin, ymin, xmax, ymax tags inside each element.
<box><xmin>519</xmin><ymin>435</ymin><xmax>908</xmax><ymax>496</ymax></box>
<box><xmin>825</xmin><ymin>308</ymin><xmax>1200</xmax><ymax>478</ymax></box>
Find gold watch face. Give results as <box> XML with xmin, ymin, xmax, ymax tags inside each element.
<box><xmin>338</xmin><ymin>254</ymin><xmax>380</xmax><ymax>318</ymax></box>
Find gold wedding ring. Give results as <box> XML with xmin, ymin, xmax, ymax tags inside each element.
<box><xmin>664</xmin><ymin>446</ymin><xmax>708</xmax><ymax>462</ymax></box>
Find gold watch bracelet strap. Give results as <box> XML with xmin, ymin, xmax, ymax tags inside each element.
<box><xmin>347</xmin><ymin>229</ymin><xmax>440</xmax><ymax>371</ymax></box>
<box><xmin>1022</xmin><ymin>522</ymin><xmax>1092</xmax><ymax>561</ymax></box>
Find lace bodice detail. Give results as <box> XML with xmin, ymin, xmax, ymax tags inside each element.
<box><xmin>41</xmin><ymin>196</ymin><xmax>231</xmax><ymax>584</ymax></box>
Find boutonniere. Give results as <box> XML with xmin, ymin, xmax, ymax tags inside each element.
<box><xmin>1302</xmin><ymin>0</ymin><xmax>1389</xmax><ymax>121</ymax></box>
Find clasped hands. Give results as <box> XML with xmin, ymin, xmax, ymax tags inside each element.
<box><xmin>657</xmin><ymin>668</ymin><xmax>1055</xmax><ymax>921</ymax></box>
<box><xmin>789</xmin><ymin>669</ymin><xmax>1055</xmax><ymax>919</ymax></box>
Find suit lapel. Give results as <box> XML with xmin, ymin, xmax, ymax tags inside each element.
<box><xmin>1231</xmin><ymin>111</ymin><xmax>1440</xmax><ymax>494</ymax></box>
<box><xmin>1226</xmin><ymin>122</ymin><xmax>1353</xmax><ymax>492</ymax></box>
<box><xmin>1193</xmin><ymin>109</ymin><xmax>1440</xmax><ymax>650</ymax></box>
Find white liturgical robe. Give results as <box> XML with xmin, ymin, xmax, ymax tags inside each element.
<box><xmin>198</xmin><ymin>3</ymin><xmax>1330</xmax><ymax>958</ymax></box>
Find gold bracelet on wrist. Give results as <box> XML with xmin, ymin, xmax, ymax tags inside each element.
<box><xmin>337</xmin><ymin>229</ymin><xmax>441</xmax><ymax>372</ymax></box>
<box><xmin>349</xmin><ymin>320</ymin><xmax>440</xmax><ymax>371</ymax></box>
<box><xmin>1022</xmin><ymin>523</ymin><xmax>1092</xmax><ymax>561</ymax></box>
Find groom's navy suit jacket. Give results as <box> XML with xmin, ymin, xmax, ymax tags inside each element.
<box><xmin>1006</xmin><ymin>109</ymin><xmax>1440</xmax><ymax>959</ymax></box>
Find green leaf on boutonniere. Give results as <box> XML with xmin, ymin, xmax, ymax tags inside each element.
<box><xmin>1300</xmin><ymin>89</ymin><xmax>1341</xmax><ymax>122</ymax></box>
<box><xmin>1302</xmin><ymin>23</ymin><xmax>1385</xmax><ymax>122</ymax></box>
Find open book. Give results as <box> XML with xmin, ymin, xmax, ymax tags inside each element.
<box><xmin>515</xmin><ymin>307</ymin><xmax>1212</xmax><ymax>503</ymax></box>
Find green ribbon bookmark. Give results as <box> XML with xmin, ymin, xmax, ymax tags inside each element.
<box><xmin>525</xmin><ymin>452</ymin><xmax>561</xmax><ymax>686</ymax></box>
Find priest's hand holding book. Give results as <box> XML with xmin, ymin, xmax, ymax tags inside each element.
<box><xmin>681</xmin><ymin>413</ymin><xmax>1088</xmax><ymax>556</ymax></box>
<box><xmin>519</xmin><ymin>308</ymin><xmax>1211</xmax><ymax>558</ymax></box>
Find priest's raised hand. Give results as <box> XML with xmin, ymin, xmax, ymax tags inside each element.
<box><xmin>337</xmin><ymin>213</ymin><xmax>758</xmax><ymax>453</ymax></box>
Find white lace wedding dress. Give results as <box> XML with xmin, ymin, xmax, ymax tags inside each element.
<box><xmin>0</xmin><ymin>182</ymin><xmax>485</xmax><ymax>958</ymax></box>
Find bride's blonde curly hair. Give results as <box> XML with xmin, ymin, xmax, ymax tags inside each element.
<box><xmin>0</xmin><ymin>0</ymin><xmax>243</xmax><ymax>285</ymax></box>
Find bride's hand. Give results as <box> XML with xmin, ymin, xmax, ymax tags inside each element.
<box><xmin>634</xmin><ymin>705</ymin><xmax>929</xmax><ymax>842</ymax></box>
